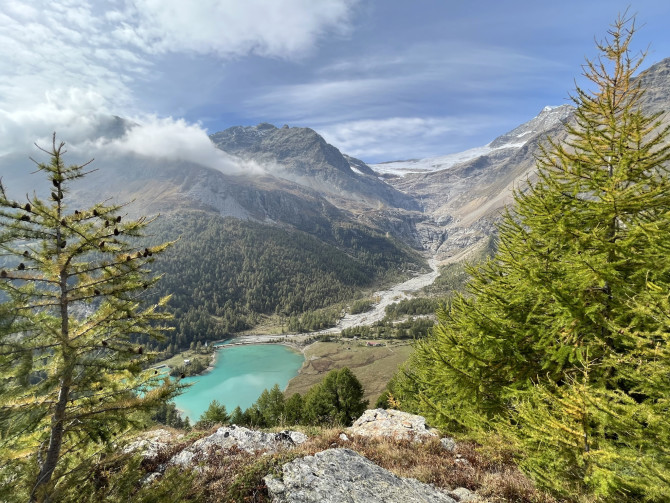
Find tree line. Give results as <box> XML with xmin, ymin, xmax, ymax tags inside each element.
<box><xmin>154</xmin><ymin>367</ymin><xmax>369</xmax><ymax>431</ymax></box>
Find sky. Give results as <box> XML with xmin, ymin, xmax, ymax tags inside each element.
<box><xmin>1</xmin><ymin>0</ymin><xmax>670</xmax><ymax>166</ymax></box>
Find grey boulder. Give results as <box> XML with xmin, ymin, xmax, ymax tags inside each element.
<box><xmin>347</xmin><ymin>408</ymin><xmax>439</xmax><ymax>441</ymax></box>
<box><xmin>171</xmin><ymin>425</ymin><xmax>307</xmax><ymax>467</ymax></box>
<box><xmin>264</xmin><ymin>448</ymin><xmax>456</xmax><ymax>503</ymax></box>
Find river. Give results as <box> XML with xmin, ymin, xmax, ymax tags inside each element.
<box><xmin>234</xmin><ymin>259</ymin><xmax>440</xmax><ymax>345</ymax></box>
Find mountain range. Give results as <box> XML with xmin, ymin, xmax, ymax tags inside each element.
<box><xmin>1</xmin><ymin>57</ymin><xmax>668</xmax><ymax>347</ymax></box>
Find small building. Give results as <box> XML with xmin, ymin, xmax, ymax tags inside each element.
<box><xmin>183</xmin><ymin>359</ymin><xmax>191</xmax><ymax>365</ymax></box>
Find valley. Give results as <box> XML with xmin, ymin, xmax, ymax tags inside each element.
<box><xmin>156</xmin><ymin>57</ymin><xmax>670</xmax><ymax>419</ymax></box>
<box><xmin>2</xmin><ymin>56</ymin><xmax>668</xmax><ymax>419</ymax></box>
<box><xmin>228</xmin><ymin>256</ymin><xmax>441</xmax><ymax>345</ymax></box>
<box><xmin>5</xmin><ymin>59</ymin><xmax>669</xmax><ymax>407</ymax></box>
<box><xmin>161</xmin><ymin>257</ymin><xmax>443</xmax><ymax>411</ymax></box>
<box><xmin>4</xmin><ymin>7</ymin><xmax>670</xmax><ymax>501</ymax></box>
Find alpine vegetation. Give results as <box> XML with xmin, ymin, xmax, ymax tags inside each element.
<box><xmin>0</xmin><ymin>135</ymin><xmax>181</xmax><ymax>502</ymax></box>
<box><xmin>395</xmin><ymin>16</ymin><xmax>670</xmax><ymax>501</ymax></box>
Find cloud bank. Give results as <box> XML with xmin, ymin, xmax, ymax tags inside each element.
<box><xmin>125</xmin><ymin>0</ymin><xmax>357</xmax><ymax>58</ymax></box>
<box><xmin>96</xmin><ymin>116</ymin><xmax>252</xmax><ymax>175</ymax></box>
<box><xmin>0</xmin><ymin>0</ymin><xmax>358</xmax><ymax>160</ymax></box>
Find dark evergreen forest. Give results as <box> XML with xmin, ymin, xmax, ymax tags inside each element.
<box><xmin>138</xmin><ymin>210</ymin><xmax>423</xmax><ymax>353</ymax></box>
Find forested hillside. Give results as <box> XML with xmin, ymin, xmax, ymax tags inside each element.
<box><xmin>139</xmin><ymin>211</ymin><xmax>424</xmax><ymax>352</ymax></box>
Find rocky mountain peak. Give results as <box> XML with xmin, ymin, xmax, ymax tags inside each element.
<box><xmin>488</xmin><ymin>103</ymin><xmax>573</xmax><ymax>148</ymax></box>
<box><xmin>209</xmin><ymin>123</ymin><xmax>279</xmax><ymax>154</ymax></box>
<box><xmin>635</xmin><ymin>57</ymin><xmax>670</xmax><ymax>116</ymax></box>
<box><xmin>257</xmin><ymin>122</ymin><xmax>277</xmax><ymax>130</ymax></box>
<box><xmin>210</xmin><ymin>122</ymin><xmax>352</xmax><ymax>175</ymax></box>
<box><xmin>209</xmin><ymin>123</ymin><xmax>420</xmax><ymax>211</ymax></box>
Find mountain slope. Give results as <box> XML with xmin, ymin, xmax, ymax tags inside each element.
<box><xmin>378</xmin><ymin>107</ymin><xmax>572</xmax><ymax>258</ymax></box>
<box><xmin>140</xmin><ymin>211</ymin><xmax>422</xmax><ymax>351</ymax></box>
<box><xmin>376</xmin><ymin>58</ymin><xmax>670</xmax><ymax>259</ymax></box>
<box><xmin>371</xmin><ymin>105</ymin><xmax>573</xmax><ymax>178</ymax></box>
<box><xmin>1</xmin><ymin>57</ymin><xmax>667</xmax><ymax>349</ymax></box>
<box><xmin>210</xmin><ymin>123</ymin><xmax>419</xmax><ymax>211</ymax></box>
<box><xmin>0</xmin><ymin>125</ymin><xmax>426</xmax><ymax>352</ymax></box>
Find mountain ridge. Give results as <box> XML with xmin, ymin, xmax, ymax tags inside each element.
<box><xmin>210</xmin><ymin>123</ymin><xmax>420</xmax><ymax>212</ymax></box>
<box><xmin>0</xmin><ymin>56</ymin><xmax>667</xmax><ymax>344</ymax></box>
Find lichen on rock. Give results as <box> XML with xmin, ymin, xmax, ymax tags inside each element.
<box><xmin>347</xmin><ymin>408</ymin><xmax>439</xmax><ymax>441</ymax></box>
<box><xmin>264</xmin><ymin>448</ymin><xmax>457</xmax><ymax>503</ymax></box>
<box><xmin>170</xmin><ymin>425</ymin><xmax>308</xmax><ymax>467</ymax></box>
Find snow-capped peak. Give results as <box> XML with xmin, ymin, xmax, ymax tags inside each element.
<box><xmin>370</xmin><ymin>104</ymin><xmax>574</xmax><ymax>178</ymax></box>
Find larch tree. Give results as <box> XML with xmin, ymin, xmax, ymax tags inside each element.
<box><xmin>397</xmin><ymin>15</ymin><xmax>670</xmax><ymax>501</ymax></box>
<box><xmin>0</xmin><ymin>135</ymin><xmax>182</xmax><ymax>502</ymax></box>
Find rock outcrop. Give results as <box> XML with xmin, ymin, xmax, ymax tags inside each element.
<box><xmin>124</xmin><ymin>411</ymin><xmax>488</xmax><ymax>502</ymax></box>
<box><xmin>123</xmin><ymin>428</ymin><xmax>181</xmax><ymax>461</ymax></box>
<box><xmin>171</xmin><ymin>425</ymin><xmax>308</xmax><ymax>466</ymax></box>
<box><xmin>347</xmin><ymin>408</ymin><xmax>439</xmax><ymax>441</ymax></box>
<box><xmin>264</xmin><ymin>448</ymin><xmax>458</xmax><ymax>503</ymax></box>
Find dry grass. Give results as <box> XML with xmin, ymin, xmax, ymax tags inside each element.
<box><xmin>284</xmin><ymin>340</ymin><xmax>413</xmax><ymax>404</ymax></box>
<box><xmin>299</xmin><ymin>431</ymin><xmax>559</xmax><ymax>503</ymax></box>
<box><xmin>140</xmin><ymin>426</ymin><xmax>561</xmax><ymax>503</ymax></box>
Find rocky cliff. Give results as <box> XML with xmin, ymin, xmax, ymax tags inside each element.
<box><xmin>374</xmin><ymin>58</ymin><xmax>670</xmax><ymax>259</ymax></box>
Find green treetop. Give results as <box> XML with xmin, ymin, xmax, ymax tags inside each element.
<box><xmin>0</xmin><ymin>135</ymin><xmax>182</xmax><ymax>502</ymax></box>
<box><xmin>303</xmin><ymin>367</ymin><xmax>368</xmax><ymax>426</ymax></box>
<box><xmin>396</xmin><ymin>15</ymin><xmax>670</xmax><ymax>501</ymax></box>
<box><xmin>195</xmin><ymin>400</ymin><xmax>229</xmax><ymax>429</ymax></box>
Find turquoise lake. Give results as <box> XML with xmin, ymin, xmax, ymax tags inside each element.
<box><xmin>172</xmin><ymin>344</ymin><xmax>304</xmax><ymax>421</ymax></box>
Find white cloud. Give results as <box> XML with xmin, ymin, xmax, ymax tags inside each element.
<box><xmin>248</xmin><ymin>77</ymin><xmax>395</xmax><ymax>121</ymax></box>
<box><xmin>0</xmin><ymin>0</ymin><xmax>358</xmax><ymax>158</ymax></box>
<box><xmin>97</xmin><ymin>116</ymin><xmax>254</xmax><ymax>174</ymax></box>
<box><xmin>246</xmin><ymin>40</ymin><xmax>565</xmax><ymax>126</ymax></box>
<box><xmin>0</xmin><ymin>1</ymin><xmax>146</xmax><ymax>155</ymax></box>
<box><xmin>317</xmin><ymin>116</ymin><xmax>497</xmax><ymax>161</ymax></box>
<box><xmin>127</xmin><ymin>0</ymin><xmax>358</xmax><ymax>58</ymax></box>
<box><xmin>0</xmin><ymin>89</ymin><xmax>116</xmax><ymax>155</ymax></box>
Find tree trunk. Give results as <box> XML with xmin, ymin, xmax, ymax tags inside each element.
<box><xmin>31</xmin><ymin>255</ymin><xmax>70</xmax><ymax>502</ymax></box>
<box><xmin>31</xmin><ymin>377</ymin><xmax>70</xmax><ymax>502</ymax></box>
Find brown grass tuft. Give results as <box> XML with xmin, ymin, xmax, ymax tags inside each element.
<box><xmin>116</xmin><ymin>426</ymin><xmax>561</xmax><ymax>503</ymax></box>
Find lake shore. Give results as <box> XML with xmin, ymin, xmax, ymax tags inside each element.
<box><xmin>161</xmin><ymin>336</ymin><xmax>312</xmax><ymax>378</ymax></box>
<box><xmin>173</xmin><ymin>344</ymin><xmax>305</xmax><ymax>421</ymax></box>
<box><xmin>166</xmin><ymin>259</ymin><xmax>439</xmax><ymax>382</ymax></box>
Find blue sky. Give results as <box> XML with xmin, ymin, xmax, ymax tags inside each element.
<box><xmin>1</xmin><ymin>0</ymin><xmax>670</xmax><ymax>165</ymax></box>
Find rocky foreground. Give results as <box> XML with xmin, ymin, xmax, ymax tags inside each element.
<box><xmin>124</xmin><ymin>409</ymin><xmax>510</xmax><ymax>502</ymax></box>
<box><xmin>264</xmin><ymin>448</ymin><xmax>462</xmax><ymax>503</ymax></box>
